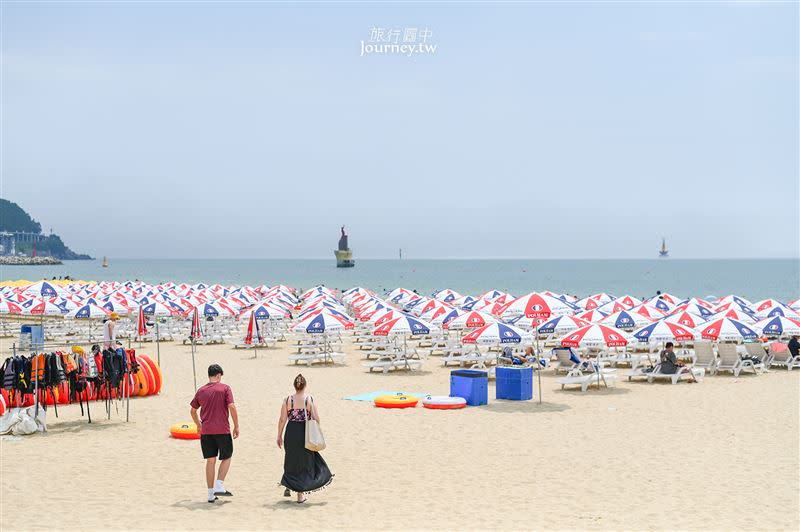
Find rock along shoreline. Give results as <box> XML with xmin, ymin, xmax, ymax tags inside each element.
<box><xmin>0</xmin><ymin>256</ymin><xmax>63</xmax><ymax>266</ymax></box>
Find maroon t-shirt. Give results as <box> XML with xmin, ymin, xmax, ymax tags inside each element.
<box><xmin>190</xmin><ymin>382</ymin><xmax>234</xmax><ymax>435</ymax></box>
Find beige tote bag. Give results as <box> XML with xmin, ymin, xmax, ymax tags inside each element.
<box><xmin>304</xmin><ymin>397</ymin><xmax>326</xmax><ymax>452</ymax></box>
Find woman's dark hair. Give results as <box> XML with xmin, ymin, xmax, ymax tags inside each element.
<box><xmin>294</xmin><ymin>374</ymin><xmax>306</xmax><ymax>391</ymax></box>
<box><xmin>665</xmin><ymin>342</ymin><xmax>674</xmax><ymax>349</ymax></box>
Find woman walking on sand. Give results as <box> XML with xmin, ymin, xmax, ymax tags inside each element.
<box><xmin>277</xmin><ymin>374</ymin><xmax>333</xmax><ymax>503</ymax></box>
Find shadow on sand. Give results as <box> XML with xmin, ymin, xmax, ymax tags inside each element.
<box><xmin>481</xmin><ymin>400</ymin><xmax>570</xmax><ymax>414</ymax></box>
<box><xmin>267</xmin><ymin>499</ymin><xmax>328</xmax><ymax>510</ymax></box>
<box><xmin>172</xmin><ymin>499</ymin><xmax>233</xmax><ymax>511</ymax></box>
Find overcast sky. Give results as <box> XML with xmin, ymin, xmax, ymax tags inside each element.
<box><xmin>2</xmin><ymin>3</ymin><xmax>798</xmax><ymax>259</ymax></box>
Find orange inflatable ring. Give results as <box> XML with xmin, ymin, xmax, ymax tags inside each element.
<box><xmin>170</xmin><ymin>422</ymin><xmax>201</xmax><ymax>440</ymax></box>
<box><xmin>374</xmin><ymin>394</ymin><xmax>418</xmax><ymax>409</ymax></box>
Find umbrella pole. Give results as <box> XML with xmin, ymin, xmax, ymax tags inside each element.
<box><xmin>533</xmin><ymin>328</ymin><xmax>542</xmax><ymax>404</ymax></box>
<box><xmin>191</xmin><ymin>339</ymin><xmax>198</xmax><ymax>391</ymax></box>
<box><xmin>125</xmin><ymin>372</ymin><xmax>130</xmax><ymax>422</ymax></box>
<box><xmin>156</xmin><ymin>320</ymin><xmax>161</xmax><ymax>366</ymax></box>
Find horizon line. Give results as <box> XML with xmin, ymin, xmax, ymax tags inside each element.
<box><xmin>81</xmin><ymin>256</ymin><xmax>800</xmax><ymax>261</ymax></box>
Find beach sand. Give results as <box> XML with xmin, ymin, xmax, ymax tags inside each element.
<box><xmin>1</xmin><ymin>338</ymin><xmax>798</xmax><ymax>531</ymax></box>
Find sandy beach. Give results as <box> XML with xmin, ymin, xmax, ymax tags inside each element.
<box><xmin>1</xmin><ymin>336</ymin><xmax>797</xmax><ymax>531</ymax></box>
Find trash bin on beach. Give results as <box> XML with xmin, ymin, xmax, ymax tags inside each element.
<box><xmin>450</xmin><ymin>369</ymin><xmax>488</xmax><ymax>406</ymax></box>
<box><xmin>496</xmin><ymin>366</ymin><xmax>533</xmax><ymax>401</ymax></box>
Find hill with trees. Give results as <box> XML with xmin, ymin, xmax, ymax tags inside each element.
<box><xmin>0</xmin><ymin>199</ymin><xmax>92</xmax><ymax>260</ymax></box>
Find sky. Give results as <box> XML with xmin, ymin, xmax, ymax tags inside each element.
<box><xmin>1</xmin><ymin>2</ymin><xmax>798</xmax><ymax>259</ymax></box>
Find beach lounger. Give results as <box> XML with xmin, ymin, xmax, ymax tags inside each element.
<box><xmin>692</xmin><ymin>341</ymin><xmax>718</xmax><ymax>374</ymax></box>
<box><xmin>556</xmin><ymin>368</ymin><xmax>618</xmax><ymax>392</ymax></box>
<box><xmin>644</xmin><ymin>363</ymin><xmax>704</xmax><ymax>384</ymax></box>
<box><xmin>767</xmin><ymin>346</ymin><xmax>800</xmax><ymax>370</ymax></box>
<box><xmin>362</xmin><ymin>354</ymin><xmax>423</xmax><ymax>373</ymax></box>
<box><xmin>288</xmin><ymin>351</ymin><xmax>345</xmax><ymax>365</ymax></box>
<box><xmin>743</xmin><ymin>342</ymin><xmax>768</xmax><ymax>369</ymax></box>
<box><xmin>716</xmin><ymin>343</ymin><xmax>765</xmax><ymax>377</ymax></box>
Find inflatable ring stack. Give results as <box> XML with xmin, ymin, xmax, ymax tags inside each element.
<box><xmin>374</xmin><ymin>393</ymin><xmax>418</xmax><ymax>409</ymax></box>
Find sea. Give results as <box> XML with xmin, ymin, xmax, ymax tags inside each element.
<box><xmin>0</xmin><ymin>259</ymin><xmax>797</xmax><ymax>301</ymax></box>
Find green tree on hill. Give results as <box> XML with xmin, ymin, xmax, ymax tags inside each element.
<box><xmin>0</xmin><ymin>198</ymin><xmax>42</xmax><ymax>233</ymax></box>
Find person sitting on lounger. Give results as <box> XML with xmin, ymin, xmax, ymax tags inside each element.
<box><xmin>789</xmin><ymin>335</ymin><xmax>800</xmax><ymax>360</ymax></box>
<box><xmin>659</xmin><ymin>342</ymin><xmax>683</xmax><ymax>374</ymax></box>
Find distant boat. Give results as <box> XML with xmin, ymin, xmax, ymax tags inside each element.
<box><xmin>659</xmin><ymin>238</ymin><xmax>669</xmax><ymax>258</ymax></box>
<box><xmin>334</xmin><ymin>226</ymin><xmax>354</xmax><ymax>268</ymax></box>
<box><xmin>102</xmin><ymin>256</ymin><xmax>109</xmax><ymax>268</ymax></box>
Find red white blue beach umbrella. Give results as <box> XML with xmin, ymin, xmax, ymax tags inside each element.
<box><xmin>632</xmin><ymin>320</ymin><xmax>696</xmax><ymax>344</ymax></box>
<box><xmin>576</xmin><ymin>293</ymin><xmax>616</xmax><ymax>310</ymax></box>
<box><xmin>244</xmin><ymin>312</ymin><xmax>264</xmax><ymax>345</ymax></box>
<box><xmin>462</xmin><ymin>322</ymin><xmax>532</xmax><ymax>345</ymax></box>
<box><xmin>595</xmin><ymin>301</ymin><xmax>630</xmax><ymax>315</ymax></box>
<box><xmin>0</xmin><ymin>300</ymin><xmax>23</xmax><ymax>314</ymax></box>
<box><xmin>293</xmin><ymin>311</ymin><xmax>354</xmax><ymax>334</ymax></box>
<box><xmin>445</xmin><ymin>311</ymin><xmax>497</xmax><ymax>331</ymax></box>
<box><xmin>26</xmin><ymin>299</ymin><xmax>68</xmax><ymax>316</ymax></box>
<box><xmin>137</xmin><ymin>305</ymin><xmax>148</xmax><ymax>336</ymax></box>
<box><xmin>615</xmin><ymin>295</ymin><xmax>642</xmax><ymax>309</ymax></box>
<box><xmin>644</xmin><ymin>297</ymin><xmax>675</xmax><ymax>313</ymax></box>
<box><xmin>664</xmin><ymin>311</ymin><xmax>707</xmax><ymax>329</ymax></box>
<box><xmin>669</xmin><ymin>303</ymin><xmax>714</xmax><ymax>319</ymax></box>
<box><xmin>708</xmin><ymin>309</ymin><xmax>757</xmax><ymax>324</ymax></box>
<box><xmin>628</xmin><ymin>304</ymin><xmax>666</xmax><ymax>321</ymax></box>
<box><xmin>536</xmin><ymin>315</ymin><xmax>591</xmax><ymax>336</ymax></box>
<box><xmin>501</xmin><ymin>293</ymin><xmax>577</xmax><ymax>320</ymax></box>
<box><xmin>754</xmin><ymin>316</ymin><xmax>800</xmax><ymax>337</ymax></box>
<box><xmin>788</xmin><ymin>299</ymin><xmax>800</xmax><ymax>312</ymax></box>
<box><xmin>599</xmin><ymin>310</ymin><xmax>652</xmax><ymax>331</ymax></box>
<box><xmin>101</xmin><ymin>300</ymin><xmax>132</xmax><ymax>315</ymax></box>
<box><xmin>561</xmin><ymin>324</ymin><xmax>631</xmax><ymax>348</ymax></box>
<box><xmin>373</xmin><ymin>315</ymin><xmax>435</xmax><ymax>337</ymax></box>
<box><xmin>698</xmin><ymin>318</ymin><xmax>758</xmax><ymax>342</ymax></box>
<box><xmin>574</xmin><ymin>309</ymin><xmax>609</xmax><ymax>323</ymax></box>
<box><xmin>713</xmin><ymin>300</ymin><xmax>755</xmax><ymax>315</ymax></box>
<box><xmin>67</xmin><ymin>304</ymin><xmax>110</xmax><ymax>319</ymax></box>
<box><xmin>432</xmin><ymin>289</ymin><xmax>462</xmax><ymax>304</ymax></box>
<box><xmin>23</xmin><ymin>281</ymin><xmax>67</xmax><ymax>298</ymax></box>
<box><xmin>190</xmin><ymin>308</ymin><xmax>203</xmax><ymax>340</ymax></box>
<box><xmin>189</xmin><ymin>301</ymin><xmax>236</xmax><ymax>318</ymax></box>
<box><xmin>753</xmin><ymin>300</ymin><xmax>798</xmax><ymax>319</ymax></box>
<box><xmin>141</xmin><ymin>301</ymin><xmax>175</xmax><ymax>317</ymax></box>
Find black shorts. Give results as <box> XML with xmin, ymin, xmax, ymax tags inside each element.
<box><xmin>200</xmin><ymin>434</ymin><xmax>233</xmax><ymax>460</ymax></box>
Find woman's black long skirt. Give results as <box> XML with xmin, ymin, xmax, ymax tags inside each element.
<box><xmin>280</xmin><ymin>421</ymin><xmax>333</xmax><ymax>492</ymax></box>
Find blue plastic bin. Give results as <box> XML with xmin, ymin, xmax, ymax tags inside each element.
<box><xmin>20</xmin><ymin>324</ymin><xmax>44</xmax><ymax>352</ymax></box>
<box><xmin>496</xmin><ymin>366</ymin><xmax>533</xmax><ymax>401</ymax></box>
<box><xmin>450</xmin><ymin>369</ymin><xmax>488</xmax><ymax>406</ymax></box>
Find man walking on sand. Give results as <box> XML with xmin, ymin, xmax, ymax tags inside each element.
<box><xmin>190</xmin><ymin>364</ymin><xmax>240</xmax><ymax>503</ymax></box>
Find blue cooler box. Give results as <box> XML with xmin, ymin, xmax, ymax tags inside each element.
<box><xmin>496</xmin><ymin>366</ymin><xmax>533</xmax><ymax>401</ymax></box>
<box><xmin>450</xmin><ymin>369</ymin><xmax>488</xmax><ymax>406</ymax></box>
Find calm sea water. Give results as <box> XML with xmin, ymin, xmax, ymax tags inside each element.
<box><xmin>0</xmin><ymin>259</ymin><xmax>797</xmax><ymax>301</ymax></box>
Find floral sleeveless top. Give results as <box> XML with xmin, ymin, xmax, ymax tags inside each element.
<box><xmin>286</xmin><ymin>396</ymin><xmax>310</xmax><ymax>423</ymax></box>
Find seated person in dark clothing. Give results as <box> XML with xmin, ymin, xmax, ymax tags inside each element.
<box><xmin>789</xmin><ymin>335</ymin><xmax>800</xmax><ymax>359</ymax></box>
<box><xmin>659</xmin><ymin>342</ymin><xmax>684</xmax><ymax>374</ymax></box>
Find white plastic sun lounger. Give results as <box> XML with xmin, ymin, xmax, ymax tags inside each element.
<box><xmin>767</xmin><ymin>346</ymin><xmax>800</xmax><ymax>370</ymax></box>
<box><xmin>556</xmin><ymin>367</ymin><xmax>617</xmax><ymax>392</ymax></box>
<box><xmin>645</xmin><ymin>363</ymin><xmax>704</xmax><ymax>384</ymax></box>
<box><xmin>716</xmin><ymin>343</ymin><xmax>765</xmax><ymax>377</ymax></box>
<box><xmin>692</xmin><ymin>341</ymin><xmax>718</xmax><ymax>374</ymax></box>
<box><xmin>557</xmin><ymin>371</ymin><xmax>618</xmax><ymax>393</ymax></box>
<box><xmin>288</xmin><ymin>351</ymin><xmax>345</xmax><ymax>365</ymax></box>
<box><xmin>362</xmin><ymin>355</ymin><xmax>423</xmax><ymax>373</ymax></box>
